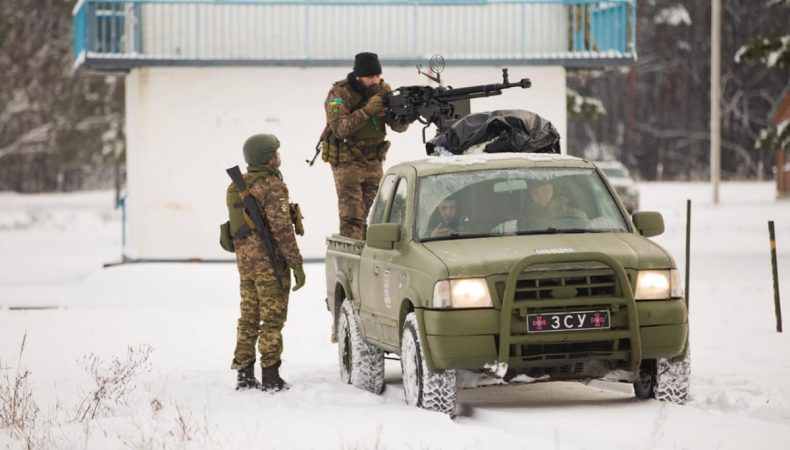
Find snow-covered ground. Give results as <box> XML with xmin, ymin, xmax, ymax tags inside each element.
<box><xmin>1</xmin><ymin>182</ymin><xmax>789</xmax><ymax>449</ymax></box>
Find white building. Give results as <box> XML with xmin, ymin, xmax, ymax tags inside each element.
<box><xmin>73</xmin><ymin>0</ymin><xmax>636</xmax><ymax>260</ymax></box>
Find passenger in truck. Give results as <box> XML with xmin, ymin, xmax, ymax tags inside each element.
<box><xmin>522</xmin><ymin>178</ymin><xmax>587</xmax><ymax>225</ymax></box>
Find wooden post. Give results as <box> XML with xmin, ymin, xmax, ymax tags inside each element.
<box><xmin>769</xmin><ymin>221</ymin><xmax>783</xmax><ymax>333</ymax></box>
<box><xmin>685</xmin><ymin>200</ymin><xmax>691</xmax><ymax>311</ymax></box>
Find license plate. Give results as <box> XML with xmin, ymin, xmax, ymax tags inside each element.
<box><xmin>527</xmin><ymin>310</ymin><xmax>610</xmax><ymax>333</ymax></box>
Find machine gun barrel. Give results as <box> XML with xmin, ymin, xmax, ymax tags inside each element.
<box><xmin>435</xmin><ymin>78</ymin><xmax>531</xmax><ymax>102</ymax></box>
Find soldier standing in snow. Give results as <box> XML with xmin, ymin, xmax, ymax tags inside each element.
<box><xmin>322</xmin><ymin>52</ymin><xmax>410</xmax><ymax>240</ymax></box>
<box><xmin>226</xmin><ymin>133</ymin><xmax>306</xmax><ymax>392</ymax></box>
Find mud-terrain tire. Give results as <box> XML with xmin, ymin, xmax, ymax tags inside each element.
<box><xmin>337</xmin><ymin>300</ymin><xmax>385</xmax><ymax>394</ymax></box>
<box><xmin>400</xmin><ymin>313</ymin><xmax>457</xmax><ymax>416</ymax></box>
<box><xmin>634</xmin><ymin>353</ymin><xmax>690</xmax><ymax>405</ymax></box>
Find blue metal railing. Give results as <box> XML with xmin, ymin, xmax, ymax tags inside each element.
<box><xmin>72</xmin><ymin>0</ymin><xmax>636</xmax><ymax>69</ymax></box>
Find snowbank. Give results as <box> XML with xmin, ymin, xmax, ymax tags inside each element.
<box><xmin>1</xmin><ymin>182</ymin><xmax>789</xmax><ymax>448</ymax></box>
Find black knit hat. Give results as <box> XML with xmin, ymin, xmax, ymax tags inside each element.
<box><xmin>353</xmin><ymin>52</ymin><xmax>382</xmax><ymax>77</ymax></box>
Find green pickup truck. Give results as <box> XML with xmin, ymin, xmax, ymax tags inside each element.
<box><xmin>325</xmin><ymin>153</ymin><xmax>689</xmax><ymax>415</ymax></box>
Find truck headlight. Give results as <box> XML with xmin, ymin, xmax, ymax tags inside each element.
<box><xmin>634</xmin><ymin>269</ymin><xmax>683</xmax><ymax>300</ymax></box>
<box><xmin>432</xmin><ymin>278</ymin><xmax>493</xmax><ymax>309</ymax></box>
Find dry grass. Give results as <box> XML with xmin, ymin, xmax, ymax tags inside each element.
<box><xmin>73</xmin><ymin>344</ymin><xmax>153</xmax><ymax>423</ymax></box>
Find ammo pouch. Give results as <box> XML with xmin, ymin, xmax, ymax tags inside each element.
<box><xmin>357</xmin><ymin>141</ymin><xmax>391</xmax><ymax>162</ymax></box>
<box><xmin>376</xmin><ymin>141</ymin><xmax>391</xmax><ymax>161</ymax></box>
<box><xmin>219</xmin><ymin>220</ymin><xmax>235</xmax><ymax>253</ymax></box>
<box><xmin>321</xmin><ymin>130</ymin><xmax>347</xmax><ymax>165</ymax></box>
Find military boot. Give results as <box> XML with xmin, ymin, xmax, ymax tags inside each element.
<box><xmin>235</xmin><ymin>364</ymin><xmax>260</xmax><ymax>390</ymax></box>
<box><xmin>260</xmin><ymin>361</ymin><xmax>288</xmax><ymax>392</ymax></box>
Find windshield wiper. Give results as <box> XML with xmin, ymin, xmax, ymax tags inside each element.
<box><xmin>517</xmin><ymin>228</ymin><xmax>596</xmax><ymax>235</ymax></box>
<box><xmin>422</xmin><ymin>232</ymin><xmax>493</xmax><ymax>242</ymax></box>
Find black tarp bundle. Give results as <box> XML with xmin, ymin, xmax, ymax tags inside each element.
<box><xmin>426</xmin><ymin>109</ymin><xmax>561</xmax><ymax>155</ymax></box>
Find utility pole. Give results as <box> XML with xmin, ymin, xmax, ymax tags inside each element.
<box><xmin>711</xmin><ymin>0</ymin><xmax>721</xmax><ymax>204</ymax></box>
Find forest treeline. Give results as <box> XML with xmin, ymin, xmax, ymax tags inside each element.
<box><xmin>0</xmin><ymin>0</ymin><xmax>788</xmax><ymax>191</ymax></box>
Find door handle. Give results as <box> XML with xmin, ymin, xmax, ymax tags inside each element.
<box><xmin>373</xmin><ymin>264</ymin><xmax>381</xmax><ymax>276</ymax></box>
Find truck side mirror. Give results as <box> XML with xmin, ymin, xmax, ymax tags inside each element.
<box><xmin>366</xmin><ymin>223</ymin><xmax>401</xmax><ymax>250</ymax></box>
<box><xmin>632</xmin><ymin>211</ymin><xmax>664</xmax><ymax>237</ymax></box>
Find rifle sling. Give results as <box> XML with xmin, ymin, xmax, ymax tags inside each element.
<box><xmin>233</xmin><ymin>223</ymin><xmax>252</xmax><ymax>239</ymax></box>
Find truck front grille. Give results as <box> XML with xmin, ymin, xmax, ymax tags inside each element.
<box><xmin>521</xmin><ymin>341</ymin><xmax>614</xmax><ymax>360</ymax></box>
<box><xmin>496</xmin><ymin>269</ymin><xmax>618</xmax><ymax>301</ymax></box>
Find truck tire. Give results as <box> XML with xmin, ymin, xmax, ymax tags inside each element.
<box><xmin>400</xmin><ymin>313</ymin><xmax>457</xmax><ymax>416</ymax></box>
<box><xmin>633</xmin><ymin>353</ymin><xmax>691</xmax><ymax>405</ymax></box>
<box><xmin>337</xmin><ymin>300</ymin><xmax>385</xmax><ymax>394</ymax></box>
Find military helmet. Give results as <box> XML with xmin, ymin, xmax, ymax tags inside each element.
<box><xmin>243</xmin><ymin>134</ymin><xmax>280</xmax><ymax>165</ymax></box>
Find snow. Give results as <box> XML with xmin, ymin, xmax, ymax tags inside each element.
<box><xmin>767</xmin><ymin>35</ymin><xmax>790</xmax><ymax>68</ymax></box>
<box><xmin>422</xmin><ymin>152</ymin><xmax>577</xmax><ymax>165</ymax></box>
<box><xmin>567</xmin><ymin>88</ymin><xmax>607</xmax><ymax>117</ymax></box>
<box><xmin>653</xmin><ymin>5</ymin><xmax>692</xmax><ymax>26</ymax></box>
<box><xmin>2</xmin><ymin>182</ymin><xmax>790</xmax><ymax>448</ymax></box>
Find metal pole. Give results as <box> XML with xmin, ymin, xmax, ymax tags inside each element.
<box><xmin>769</xmin><ymin>221</ymin><xmax>783</xmax><ymax>333</ymax></box>
<box><xmin>685</xmin><ymin>199</ymin><xmax>691</xmax><ymax>311</ymax></box>
<box><xmin>711</xmin><ymin>0</ymin><xmax>721</xmax><ymax>204</ymax></box>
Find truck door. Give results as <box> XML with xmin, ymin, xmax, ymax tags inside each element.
<box><xmin>359</xmin><ymin>175</ymin><xmax>398</xmax><ymax>342</ymax></box>
<box><xmin>376</xmin><ymin>178</ymin><xmax>410</xmax><ymax>346</ymax></box>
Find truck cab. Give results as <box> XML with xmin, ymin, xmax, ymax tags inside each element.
<box><xmin>325</xmin><ymin>153</ymin><xmax>689</xmax><ymax>416</ymax></box>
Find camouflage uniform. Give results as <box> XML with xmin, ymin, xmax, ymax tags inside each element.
<box><xmin>229</xmin><ymin>165</ymin><xmax>303</xmax><ymax>371</ymax></box>
<box><xmin>324</xmin><ymin>74</ymin><xmax>409</xmax><ymax>239</ymax></box>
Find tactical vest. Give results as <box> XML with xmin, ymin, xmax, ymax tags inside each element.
<box><xmin>226</xmin><ymin>169</ymin><xmax>278</xmax><ymax>238</ymax></box>
<box><xmin>322</xmin><ymin>79</ymin><xmax>388</xmax><ymax>165</ymax></box>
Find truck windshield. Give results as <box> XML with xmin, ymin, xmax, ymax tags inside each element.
<box><xmin>416</xmin><ymin>167</ymin><xmax>628</xmax><ymax>241</ymax></box>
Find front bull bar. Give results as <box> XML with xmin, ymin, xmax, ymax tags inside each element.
<box><xmin>497</xmin><ymin>252</ymin><xmax>642</xmax><ymax>372</ymax></box>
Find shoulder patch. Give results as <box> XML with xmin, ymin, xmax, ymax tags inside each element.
<box><xmin>329</xmin><ymin>97</ymin><xmax>343</xmax><ymax>114</ymax></box>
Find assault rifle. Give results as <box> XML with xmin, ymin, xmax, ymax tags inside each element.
<box><xmin>226</xmin><ymin>165</ymin><xmax>283</xmax><ymax>288</ymax></box>
<box><xmin>385</xmin><ymin>66</ymin><xmax>531</xmax><ymax>142</ymax></box>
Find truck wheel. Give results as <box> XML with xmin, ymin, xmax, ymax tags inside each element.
<box><xmin>400</xmin><ymin>313</ymin><xmax>457</xmax><ymax>416</ymax></box>
<box><xmin>633</xmin><ymin>354</ymin><xmax>691</xmax><ymax>405</ymax></box>
<box><xmin>337</xmin><ymin>300</ymin><xmax>385</xmax><ymax>394</ymax></box>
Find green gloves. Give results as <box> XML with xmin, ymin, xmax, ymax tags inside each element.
<box><xmin>362</xmin><ymin>95</ymin><xmax>386</xmax><ymax>118</ymax></box>
<box><xmin>292</xmin><ymin>265</ymin><xmax>306</xmax><ymax>292</ymax></box>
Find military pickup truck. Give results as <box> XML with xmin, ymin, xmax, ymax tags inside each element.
<box><xmin>325</xmin><ymin>153</ymin><xmax>689</xmax><ymax>415</ymax></box>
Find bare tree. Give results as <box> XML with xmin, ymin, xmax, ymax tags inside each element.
<box><xmin>0</xmin><ymin>0</ymin><xmax>125</xmax><ymax>192</ymax></box>
<box><xmin>568</xmin><ymin>0</ymin><xmax>789</xmax><ymax>180</ymax></box>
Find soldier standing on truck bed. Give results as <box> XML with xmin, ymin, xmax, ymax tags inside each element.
<box><xmin>322</xmin><ymin>52</ymin><xmax>410</xmax><ymax>239</ymax></box>
<box><xmin>225</xmin><ymin>134</ymin><xmax>306</xmax><ymax>392</ymax></box>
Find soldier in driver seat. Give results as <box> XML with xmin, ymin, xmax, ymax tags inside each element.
<box><xmin>523</xmin><ymin>178</ymin><xmax>587</xmax><ymax>224</ymax></box>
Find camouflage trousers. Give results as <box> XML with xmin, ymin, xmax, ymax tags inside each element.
<box><xmin>231</xmin><ymin>238</ymin><xmax>291</xmax><ymax>370</ymax></box>
<box><xmin>331</xmin><ymin>159</ymin><xmax>383</xmax><ymax>240</ymax></box>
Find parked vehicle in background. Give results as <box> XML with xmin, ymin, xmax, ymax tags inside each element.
<box><xmin>594</xmin><ymin>160</ymin><xmax>640</xmax><ymax>213</ymax></box>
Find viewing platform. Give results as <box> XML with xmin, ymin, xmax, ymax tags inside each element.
<box><xmin>73</xmin><ymin>0</ymin><xmax>636</xmax><ymax>70</ymax></box>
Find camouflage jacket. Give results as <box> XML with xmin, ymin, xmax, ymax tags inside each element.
<box><xmin>324</xmin><ymin>73</ymin><xmax>408</xmax><ymax>163</ymax></box>
<box><xmin>228</xmin><ymin>165</ymin><xmax>303</xmax><ymax>271</ymax></box>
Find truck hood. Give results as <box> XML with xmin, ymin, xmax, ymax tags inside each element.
<box><xmin>422</xmin><ymin>233</ymin><xmax>673</xmax><ymax>278</ymax></box>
